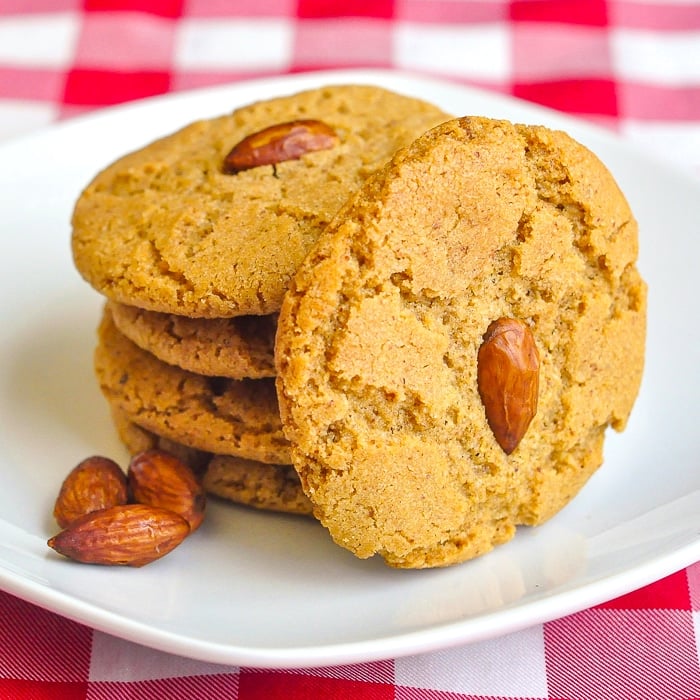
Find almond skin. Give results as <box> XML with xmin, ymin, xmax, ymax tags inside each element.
<box><xmin>477</xmin><ymin>318</ymin><xmax>540</xmax><ymax>455</ymax></box>
<box><xmin>53</xmin><ymin>456</ymin><xmax>128</xmax><ymax>529</ymax></box>
<box><xmin>128</xmin><ymin>450</ymin><xmax>206</xmax><ymax>532</ymax></box>
<box><xmin>47</xmin><ymin>504</ymin><xmax>190</xmax><ymax>567</ymax></box>
<box><xmin>222</xmin><ymin>119</ymin><xmax>339</xmax><ymax>173</ymax></box>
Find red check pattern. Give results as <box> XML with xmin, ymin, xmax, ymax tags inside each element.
<box><xmin>1</xmin><ymin>0</ymin><xmax>699</xmax><ymax>170</ymax></box>
<box><xmin>1</xmin><ymin>566</ymin><xmax>700</xmax><ymax>698</ymax></box>
<box><xmin>1</xmin><ymin>1</ymin><xmax>699</xmax><ymax>697</ymax></box>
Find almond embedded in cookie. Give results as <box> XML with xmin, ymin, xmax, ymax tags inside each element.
<box><xmin>275</xmin><ymin>116</ymin><xmax>646</xmax><ymax>569</ymax></box>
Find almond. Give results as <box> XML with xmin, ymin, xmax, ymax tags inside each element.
<box><xmin>53</xmin><ymin>456</ymin><xmax>128</xmax><ymax>528</ymax></box>
<box><xmin>477</xmin><ymin>318</ymin><xmax>540</xmax><ymax>454</ymax></box>
<box><xmin>128</xmin><ymin>450</ymin><xmax>206</xmax><ymax>532</ymax></box>
<box><xmin>223</xmin><ymin>119</ymin><xmax>339</xmax><ymax>173</ymax></box>
<box><xmin>47</xmin><ymin>504</ymin><xmax>190</xmax><ymax>567</ymax></box>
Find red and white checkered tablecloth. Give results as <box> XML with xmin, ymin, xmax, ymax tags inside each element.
<box><xmin>1</xmin><ymin>1</ymin><xmax>700</xmax><ymax>698</ymax></box>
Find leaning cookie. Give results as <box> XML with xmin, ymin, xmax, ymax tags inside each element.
<box><xmin>109</xmin><ymin>302</ymin><xmax>277</xmax><ymax>379</ymax></box>
<box><xmin>72</xmin><ymin>85</ymin><xmax>451</xmax><ymax>318</ymax></box>
<box><xmin>275</xmin><ymin>116</ymin><xmax>646</xmax><ymax>569</ymax></box>
<box><xmin>95</xmin><ymin>307</ymin><xmax>291</xmax><ymax>464</ymax></box>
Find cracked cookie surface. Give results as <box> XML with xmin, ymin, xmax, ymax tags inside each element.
<box><xmin>275</xmin><ymin>116</ymin><xmax>647</xmax><ymax>569</ymax></box>
<box><xmin>96</xmin><ymin>307</ymin><xmax>291</xmax><ymax>463</ymax></box>
<box><xmin>109</xmin><ymin>301</ymin><xmax>277</xmax><ymax>379</ymax></box>
<box><xmin>72</xmin><ymin>85</ymin><xmax>451</xmax><ymax>318</ymax></box>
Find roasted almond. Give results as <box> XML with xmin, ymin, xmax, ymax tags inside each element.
<box><xmin>223</xmin><ymin>119</ymin><xmax>339</xmax><ymax>173</ymax></box>
<box><xmin>477</xmin><ymin>318</ymin><xmax>540</xmax><ymax>454</ymax></box>
<box><xmin>53</xmin><ymin>456</ymin><xmax>128</xmax><ymax>529</ymax></box>
<box><xmin>128</xmin><ymin>450</ymin><xmax>206</xmax><ymax>532</ymax></box>
<box><xmin>47</xmin><ymin>504</ymin><xmax>190</xmax><ymax>567</ymax></box>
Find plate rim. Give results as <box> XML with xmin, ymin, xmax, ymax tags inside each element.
<box><xmin>1</xmin><ymin>530</ymin><xmax>697</xmax><ymax>668</ymax></box>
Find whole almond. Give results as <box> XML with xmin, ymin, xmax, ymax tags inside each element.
<box><xmin>47</xmin><ymin>504</ymin><xmax>190</xmax><ymax>567</ymax></box>
<box><xmin>223</xmin><ymin>119</ymin><xmax>339</xmax><ymax>174</ymax></box>
<box><xmin>128</xmin><ymin>450</ymin><xmax>206</xmax><ymax>532</ymax></box>
<box><xmin>53</xmin><ymin>456</ymin><xmax>128</xmax><ymax>528</ymax></box>
<box><xmin>477</xmin><ymin>318</ymin><xmax>540</xmax><ymax>455</ymax></box>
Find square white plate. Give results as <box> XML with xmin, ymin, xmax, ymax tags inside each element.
<box><xmin>0</xmin><ymin>69</ymin><xmax>698</xmax><ymax>669</ymax></box>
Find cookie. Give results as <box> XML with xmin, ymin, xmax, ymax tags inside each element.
<box><xmin>204</xmin><ymin>455</ymin><xmax>313</xmax><ymax>516</ymax></box>
<box><xmin>112</xmin><ymin>409</ymin><xmax>310</xmax><ymax>515</ymax></box>
<box><xmin>275</xmin><ymin>116</ymin><xmax>646</xmax><ymax>569</ymax></box>
<box><xmin>110</xmin><ymin>406</ymin><xmax>210</xmax><ymax>473</ymax></box>
<box><xmin>95</xmin><ymin>306</ymin><xmax>291</xmax><ymax>464</ymax></box>
<box><xmin>72</xmin><ymin>85</ymin><xmax>451</xmax><ymax>318</ymax></box>
<box><xmin>109</xmin><ymin>301</ymin><xmax>277</xmax><ymax>379</ymax></box>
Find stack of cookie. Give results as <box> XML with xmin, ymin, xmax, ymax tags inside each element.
<box><xmin>71</xmin><ymin>85</ymin><xmax>451</xmax><ymax>517</ymax></box>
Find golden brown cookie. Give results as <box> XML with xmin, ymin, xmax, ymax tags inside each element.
<box><xmin>109</xmin><ymin>302</ymin><xmax>277</xmax><ymax>379</ymax></box>
<box><xmin>110</xmin><ymin>406</ymin><xmax>210</xmax><ymax>473</ymax></box>
<box><xmin>95</xmin><ymin>307</ymin><xmax>291</xmax><ymax>464</ymax></box>
<box><xmin>204</xmin><ymin>455</ymin><xmax>312</xmax><ymax>516</ymax></box>
<box><xmin>112</xmin><ymin>409</ymin><xmax>310</xmax><ymax>515</ymax></box>
<box><xmin>72</xmin><ymin>85</ymin><xmax>451</xmax><ymax>318</ymax></box>
<box><xmin>276</xmin><ymin>116</ymin><xmax>646</xmax><ymax>569</ymax></box>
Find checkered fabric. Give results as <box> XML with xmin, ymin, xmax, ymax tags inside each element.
<box><xmin>2</xmin><ymin>0</ymin><xmax>700</xmax><ymax>173</ymax></box>
<box><xmin>1</xmin><ymin>1</ymin><xmax>699</xmax><ymax>698</ymax></box>
<box><xmin>2</xmin><ymin>565</ymin><xmax>700</xmax><ymax>698</ymax></box>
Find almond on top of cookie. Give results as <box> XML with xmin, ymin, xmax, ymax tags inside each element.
<box><xmin>71</xmin><ymin>85</ymin><xmax>451</xmax><ymax>319</ymax></box>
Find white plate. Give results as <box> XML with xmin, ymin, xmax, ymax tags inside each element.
<box><xmin>0</xmin><ymin>69</ymin><xmax>698</xmax><ymax>669</ymax></box>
